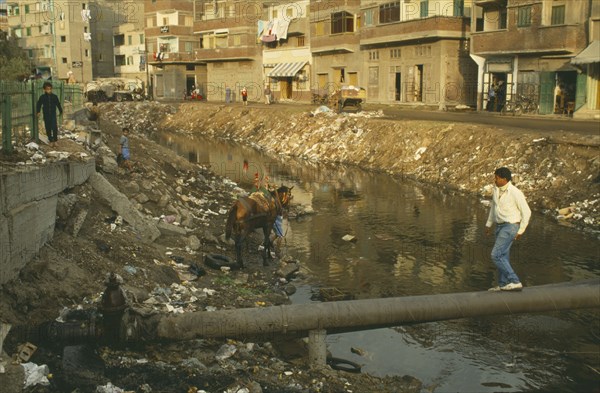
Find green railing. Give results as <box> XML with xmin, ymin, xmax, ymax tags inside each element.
<box><xmin>0</xmin><ymin>80</ymin><xmax>84</xmax><ymax>153</ymax></box>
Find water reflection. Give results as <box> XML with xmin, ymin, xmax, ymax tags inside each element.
<box><xmin>156</xmin><ymin>132</ymin><xmax>600</xmax><ymax>393</ymax></box>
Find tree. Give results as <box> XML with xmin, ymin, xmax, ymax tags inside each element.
<box><xmin>0</xmin><ymin>30</ymin><xmax>31</xmax><ymax>81</ymax></box>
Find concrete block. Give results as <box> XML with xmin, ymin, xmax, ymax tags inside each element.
<box><xmin>6</xmin><ymin>197</ymin><xmax>57</xmax><ymax>285</ymax></box>
<box><xmin>0</xmin><ymin>164</ymin><xmax>68</xmax><ymax>214</ymax></box>
<box><xmin>157</xmin><ymin>221</ymin><xmax>188</xmax><ymax>237</ymax></box>
<box><xmin>88</xmin><ymin>172</ymin><xmax>160</xmax><ymax>243</ymax></box>
<box><xmin>0</xmin><ymin>216</ymin><xmax>11</xmax><ymax>286</ymax></box>
<box><xmin>68</xmin><ymin>160</ymin><xmax>96</xmax><ymax>188</ymax></box>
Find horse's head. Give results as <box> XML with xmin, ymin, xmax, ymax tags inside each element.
<box><xmin>272</xmin><ymin>185</ymin><xmax>293</xmax><ymax>210</ymax></box>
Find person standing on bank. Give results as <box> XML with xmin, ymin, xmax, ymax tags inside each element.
<box><xmin>241</xmin><ymin>86</ymin><xmax>248</xmax><ymax>106</ymax></box>
<box><xmin>36</xmin><ymin>81</ymin><xmax>63</xmax><ymax>148</ymax></box>
<box><xmin>485</xmin><ymin>167</ymin><xmax>531</xmax><ymax>292</ymax></box>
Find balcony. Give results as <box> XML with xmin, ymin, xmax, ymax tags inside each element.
<box><xmin>148</xmin><ymin>51</ymin><xmax>197</xmax><ymax>65</ymax></box>
<box><xmin>146</xmin><ymin>25</ymin><xmax>193</xmax><ymax>38</ymax></box>
<box><xmin>311</xmin><ymin>33</ymin><xmax>359</xmax><ymax>55</ymax></box>
<box><xmin>360</xmin><ymin>16</ymin><xmax>470</xmax><ymax>47</ymax></box>
<box><xmin>471</xmin><ymin>24</ymin><xmax>586</xmax><ymax>56</ymax></box>
<box><xmin>194</xmin><ymin>46</ymin><xmax>260</xmax><ymax>62</ymax></box>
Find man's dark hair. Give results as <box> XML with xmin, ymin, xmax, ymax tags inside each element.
<box><xmin>42</xmin><ymin>81</ymin><xmax>52</xmax><ymax>89</ymax></box>
<box><xmin>495</xmin><ymin>167</ymin><xmax>512</xmax><ymax>181</ymax></box>
<box><xmin>122</xmin><ymin>127</ymin><xmax>129</xmax><ymax>132</ymax></box>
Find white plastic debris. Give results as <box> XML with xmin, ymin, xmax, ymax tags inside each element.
<box><xmin>22</xmin><ymin>362</ymin><xmax>50</xmax><ymax>388</ymax></box>
<box><xmin>25</xmin><ymin>142</ymin><xmax>40</xmax><ymax>151</ymax></box>
<box><xmin>96</xmin><ymin>382</ymin><xmax>125</xmax><ymax>393</ymax></box>
<box><xmin>215</xmin><ymin>344</ymin><xmax>237</xmax><ymax>361</ymax></box>
<box><xmin>414</xmin><ymin>147</ymin><xmax>427</xmax><ymax>161</ymax></box>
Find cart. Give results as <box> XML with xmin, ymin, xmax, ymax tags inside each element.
<box><xmin>337</xmin><ymin>86</ymin><xmax>366</xmax><ymax>113</ymax></box>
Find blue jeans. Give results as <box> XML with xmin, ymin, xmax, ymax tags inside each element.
<box><xmin>491</xmin><ymin>223</ymin><xmax>520</xmax><ymax>286</ymax></box>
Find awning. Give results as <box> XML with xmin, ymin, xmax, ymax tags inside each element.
<box><xmin>571</xmin><ymin>41</ymin><xmax>600</xmax><ymax>65</ymax></box>
<box><xmin>268</xmin><ymin>61</ymin><xmax>306</xmax><ymax>78</ymax></box>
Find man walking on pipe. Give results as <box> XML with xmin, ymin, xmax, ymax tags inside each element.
<box><xmin>485</xmin><ymin>167</ymin><xmax>531</xmax><ymax>292</ymax></box>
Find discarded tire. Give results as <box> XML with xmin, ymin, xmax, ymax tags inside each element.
<box><xmin>204</xmin><ymin>254</ymin><xmax>238</xmax><ymax>270</ymax></box>
<box><xmin>327</xmin><ymin>357</ymin><xmax>362</xmax><ymax>373</ymax></box>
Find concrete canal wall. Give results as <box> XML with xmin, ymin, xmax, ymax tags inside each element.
<box><xmin>0</xmin><ymin>160</ymin><xmax>95</xmax><ymax>285</ymax></box>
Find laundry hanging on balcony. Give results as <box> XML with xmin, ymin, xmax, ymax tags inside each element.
<box><xmin>81</xmin><ymin>9</ymin><xmax>91</xmax><ymax>22</ymax></box>
<box><xmin>258</xmin><ymin>18</ymin><xmax>291</xmax><ymax>42</ymax></box>
<box><xmin>83</xmin><ymin>32</ymin><xmax>92</xmax><ymax>41</ymax></box>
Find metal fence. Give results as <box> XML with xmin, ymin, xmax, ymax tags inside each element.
<box><xmin>0</xmin><ymin>80</ymin><xmax>84</xmax><ymax>153</ymax></box>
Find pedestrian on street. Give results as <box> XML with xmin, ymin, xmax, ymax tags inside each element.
<box><xmin>119</xmin><ymin>127</ymin><xmax>133</xmax><ymax>171</ymax></box>
<box><xmin>264</xmin><ymin>85</ymin><xmax>271</xmax><ymax>105</ymax></box>
<box><xmin>485</xmin><ymin>167</ymin><xmax>531</xmax><ymax>292</ymax></box>
<box><xmin>36</xmin><ymin>81</ymin><xmax>63</xmax><ymax>148</ymax></box>
<box><xmin>225</xmin><ymin>86</ymin><xmax>231</xmax><ymax>104</ymax></box>
<box><xmin>241</xmin><ymin>86</ymin><xmax>248</xmax><ymax>106</ymax></box>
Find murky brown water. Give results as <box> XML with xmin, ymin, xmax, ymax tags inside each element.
<box><xmin>158</xmin><ymin>132</ymin><xmax>600</xmax><ymax>393</ymax></box>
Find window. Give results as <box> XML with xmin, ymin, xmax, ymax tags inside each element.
<box><xmin>185</xmin><ymin>41</ymin><xmax>193</xmax><ymax>52</ymax></box>
<box><xmin>390</xmin><ymin>48</ymin><xmax>401</xmax><ymax>58</ymax></box>
<box><xmin>24</xmin><ymin>4</ymin><xmax>30</xmax><ymax>14</ymax></box>
<box><xmin>114</xmin><ymin>34</ymin><xmax>125</xmax><ymax>46</ymax></box>
<box><xmin>163</xmin><ymin>17</ymin><xmax>168</xmax><ymax>26</ymax></box>
<box><xmin>369</xmin><ymin>51</ymin><xmax>379</xmax><ymax>60</ymax></box>
<box><xmin>453</xmin><ymin>0</ymin><xmax>464</xmax><ymax>17</ymax></box>
<box><xmin>26</xmin><ymin>27</ymin><xmax>31</xmax><ymax>36</ymax></box>
<box><xmin>272</xmin><ymin>9</ymin><xmax>277</xmax><ymax>19</ymax></box>
<box><xmin>331</xmin><ymin>11</ymin><xmax>354</xmax><ymax>34</ymax></box>
<box><xmin>364</xmin><ymin>9</ymin><xmax>375</xmax><ymax>26</ymax></box>
<box><xmin>517</xmin><ymin>6</ymin><xmax>532</xmax><ymax>27</ymax></box>
<box><xmin>115</xmin><ymin>55</ymin><xmax>125</xmax><ymax>66</ymax></box>
<box><xmin>233</xmin><ymin>34</ymin><xmax>241</xmax><ymax>46</ymax></box>
<box><xmin>186</xmin><ymin>64</ymin><xmax>195</xmax><ymax>71</ymax></box>
<box><xmin>286</xmin><ymin>8</ymin><xmax>293</xmax><ymax>18</ymax></box>
<box><xmin>297</xmin><ymin>35</ymin><xmax>305</xmax><ymax>47</ymax></box>
<box><xmin>128</xmin><ymin>35</ymin><xmax>132</xmax><ymax>45</ymax></box>
<box><xmin>499</xmin><ymin>7</ymin><xmax>507</xmax><ymax>29</ymax></box>
<box><xmin>85</xmin><ymin>49</ymin><xmax>89</xmax><ymax>57</ymax></box>
<box><xmin>215</xmin><ymin>34</ymin><xmax>227</xmax><ymax>48</ymax></box>
<box><xmin>379</xmin><ymin>2</ymin><xmax>400</xmax><ymax>24</ymax></box>
<box><xmin>62</xmin><ymin>57</ymin><xmax>68</xmax><ymax>64</ymax></box>
<box><xmin>551</xmin><ymin>5</ymin><xmax>565</xmax><ymax>25</ymax></box>
<box><xmin>146</xmin><ymin>17</ymin><xmax>154</xmax><ymax>27</ymax></box>
<box><xmin>82</xmin><ymin>3</ymin><xmax>86</xmax><ymax>10</ymax></box>
<box><xmin>420</xmin><ymin>0</ymin><xmax>429</xmax><ymax>18</ymax></box>
<box><xmin>140</xmin><ymin>34</ymin><xmax>144</xmax><ymax>44</ymax></box>
<box><xmin>84</xmin><ymin>26</ymin><xmax>88</xmax><ymax>33</ymax></box>
<box><xmin>28</xmin><ymin>49</ymin><xmax>33</xmax><ymax>58</ymax></box>
<box><xmin>127</xmin><ymin>56</ymin><xmax>133</xmax><ymax>65</ymax></box>
<box><xmin>61</xmin><ymin>35</ymin><xmax>66</xmax><ymax>42</ymax></box>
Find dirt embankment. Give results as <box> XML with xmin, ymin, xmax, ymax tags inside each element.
<box><xmin>146</xmin><ymin>102</ymin><xmax>599</xmax><ymax>232</ymax></box>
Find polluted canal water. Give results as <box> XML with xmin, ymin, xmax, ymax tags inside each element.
<box><xmin>157</xmin><ymin>131</ymin><xmax>600</xmax><ymax>393</ymax></box>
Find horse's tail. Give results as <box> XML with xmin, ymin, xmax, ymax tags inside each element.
<box><xmin>225</xmin><ymin>203</ymin><xmax>237</xmax><ymax>240</ymax></box>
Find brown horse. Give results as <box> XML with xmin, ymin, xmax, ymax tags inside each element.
<box><xmin>225</xmin><ymin>186</ymin><xmax>293</xmax><ymax>268</ymax></box>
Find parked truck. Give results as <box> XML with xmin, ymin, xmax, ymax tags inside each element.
<box><xmin>85</xmin><ymin>78</ymin><xmax>145</xmax><ymax>102</ymax></box>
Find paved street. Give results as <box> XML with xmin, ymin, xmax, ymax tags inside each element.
<box><xmin>370</xmin><ymin>105</ymin><xmax>600</xmax><ymax>135</ymax></box>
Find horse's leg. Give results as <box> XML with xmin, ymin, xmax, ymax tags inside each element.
<box><xmin>235</xmin><ymin>233</ymin><xmax>244</xmax><ymax>268</ymax></box>
<box><xmin>262</xmin><ymin>225</ymin><xmax>270</xmax><ymax>266</ymax></box>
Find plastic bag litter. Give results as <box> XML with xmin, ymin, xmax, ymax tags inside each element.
<box><xmin>96</xmin><ymin>382</ymin><xmax>125</xmax><ymax>393</ymax></box>
<box><xmin>22</xmin><ymin>362</ymin><xmax>50</xmax><ymax>388</ymax></box>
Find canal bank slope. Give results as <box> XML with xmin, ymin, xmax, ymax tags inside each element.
<box><xmin>138</xmin><ymin>102</ymin><xmax>598</xmax><ymax>231</ymax></box>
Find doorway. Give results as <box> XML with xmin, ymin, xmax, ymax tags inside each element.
<box><xmin>280</xmin><ymin>78</ymin><xmax>293</xmax><ymax>99</ymax></box>
<box><xmin>395</xmin><ymin>73</ymin><xmax>402</xmax><ymax>101</ymax></box>
<box><xmin>186</xmin><ymin>76</ymin><xmax>195</xmax><ymax>96</ymax></box>
<box><xmin>414</xmin><ymin>65</ymin><xmax>423</xmax><ymax>102</ymax></box>
<box><xmin>155</xmin><ymin>75</ymin><xmax>164</xmax><ymax>97</ymax></box>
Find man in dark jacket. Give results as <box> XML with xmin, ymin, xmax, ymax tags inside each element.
<box><xmin>36</xmin><ymin>81</ymin><xmax>63</xmax><ymax>147</ymax></box>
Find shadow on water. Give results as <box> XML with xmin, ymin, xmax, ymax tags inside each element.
<box><xmin>156</xmin><ymin>131</ymin><xmax>600</xmax><ymax>393</ymax></box>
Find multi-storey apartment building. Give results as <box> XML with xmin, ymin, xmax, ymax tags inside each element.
<box><xmin>146</xmin><ymin>0</ymin><xmax>202</xmax><ymax>99</ymax></box>
<box><xmin>113</xmin><ymin>22</ymin><xmax>146</xmax><ymax>80</ymax></box>
<box><xmin>309</xmin><ymin>0</ymin><xmax>362</xmax><ymax>96</ymax></box>
<box><xmin>470</xmin><ymin>0</ymin><xmax>594</xmax><ymax>115</ymax></box>
<box><xmin>193</xmin><ymin>0</ymin><xmax>263</xmax><ymax>102</ymax></box>
<box><xmin>7</xmin><ymin>0</ymin><xmax>93</xmax><ymax>82</ymax></box>
<box><xmin>360</xmin><ymin>0</ymin><xmax>477</xmax><ymax>106</ymax></box>
<box><xmin>261</xmin><ymin>0</ymin><xmax>311</xmax><ymax>101</ymax></box>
